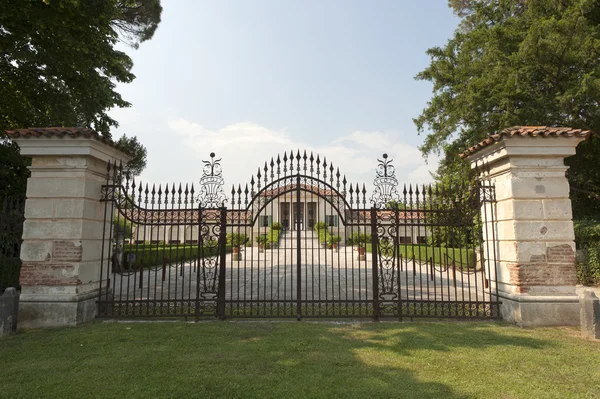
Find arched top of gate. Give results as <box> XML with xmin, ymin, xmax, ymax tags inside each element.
<box><xmin>227</xmin><ymin>150</ymin><xmax>371</xmax><ymax>212</ymax></box>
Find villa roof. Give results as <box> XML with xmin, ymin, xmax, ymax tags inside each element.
<box><xmin>118</xmin><ymin>207</ymin><xmax>425</xmax><ymax>225</ymax></box>
<box><xmin>460</xmin><ymin>126</ymin><xmax>591</xmax><ymax>158</ymax></box>
<box><xmin>260</xmin><ymin>183</ymin><xmax>339</xmax><ymax>197</ymax></box>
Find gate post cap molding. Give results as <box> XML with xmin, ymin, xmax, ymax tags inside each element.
<box><xmin>5</xmin><ymin>127</ymin><xmax>133</xmax><ymax>164</ymax></box>
<box><xmin>460</xmin><ymin>126</ymin><xmax>591</xmax><ymax>168</ymax></box>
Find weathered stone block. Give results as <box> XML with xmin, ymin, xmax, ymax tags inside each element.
<box><xmin>0</xmin><ymin>288</ymin><xmax>19</xmax><ymax>337</ymax></box>
<box><xmin>20</xmin><ymin>241</ymin><xmax>53</xmax><ymax>262</ymax></box>
<box><xmin>580</xmin><ymin>290</ymin><xmax>600</xmax><ymax>340</ymax></box>
<box><xmin>510</xmin><ymin>176</ymin><xmax>571</xmax><ymax>199</ymax></box>
<box><xmin>542</xmin><ymin>199</ymin><xmax>573</xmax><ymax>220</ymax></box>
<box><xmin>496</xmin><ymin>220</ymin><xmax>574</xmax><ymax>241</ymax></box>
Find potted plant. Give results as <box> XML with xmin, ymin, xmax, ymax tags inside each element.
<box><xmin>329</xmin><ymin>235</ymin><xmax>341</xmax><ymax>251</ymax></box>
<box><xmin>228</xmin><ymin>232</ymin><xmax>248</xmax><ymax>261</ymax></box>
<box><xmin>256</xmin><ymin>235</ymin><xmax>268</xmax><ymax>252</ymax></box>
<box><xmin>357</xmin><ymin>233</ymin><xmax>370</xmax><ymax>260</ymax></box>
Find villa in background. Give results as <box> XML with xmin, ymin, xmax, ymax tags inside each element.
<box><xmin>127</xmin><ymin>183</ymin><xmax>427</xmax><ymax>245</ymax></box>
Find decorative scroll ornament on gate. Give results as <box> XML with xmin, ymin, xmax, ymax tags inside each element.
<box><xmin>370</xmin><ymin>153</ymin><xmax>399</xmax><ymax>208</ymax></box>
<box><xmin>198</xmin><ymin>152</ymin><xmax>227</xmax><ymax>207</ymax></box>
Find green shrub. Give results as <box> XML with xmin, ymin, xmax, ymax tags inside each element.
<box><xmin>122</xmin><ymin>244</ymin><xmax>232</xmax><ymax>269</ymax></box>
<box><xmin>355</xmin><ymin>233</ymin><xmax>371</xmax><ymax>247</ymax></box>
<box><xmin>574</xmin><ymin>219</ymin><xmax>600</xmax><ymax>247</ymax></box>
<box><xmin>256</xmin><ymin>235</ymin><xmax>268</xmax><ymax>245</ymax></box>
<box><xmin>271</xmin><ymin>222</ymin><xmax>282</xmax><ymax>230</ymax></box>
<box><xmin>329</xmin><ymin>235</ymin><xmax>341</xmax><ymax>245</ymax></box>
<box><xmin>574</xmin><ymin>218</ymin><xmax>600</xmax><ymax>286</ymax></box>
<box><xmin>314</xmin><ymin>222</ymin><xmax>327</xmax><ymax>231</ymax></box>
<box><xmin>318</xmin><ymin>229</ymin><xmax>332</xmax><ymax>245</ymax></box>
<box><xmin>576</xmin><ymin>244</ymin><xmax>600</xmax><ymax>286</ymax></box>
<box><xmin>267</xmin><ymin>228</ymin><xmax>280</xmax><ymax>246</ymax></box>
<box><xmin>227</xmin><ymin>233</ymin><xmax>249</xmax><ymax>248</ymax></box>
<box><xmin>113</xmin><ymin>218</ymin><xmax>133</xmax><ymax>239</ymax></box>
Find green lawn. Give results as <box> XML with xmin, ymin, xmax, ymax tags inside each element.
<box><xmin>1</xmin><ymin>322</ymin><xmax>599</xmax><ymax>398</ymax></box>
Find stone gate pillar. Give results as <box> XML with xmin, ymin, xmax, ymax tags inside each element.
<box><xmin>7</xmin><ymin>128</ymin><xmax>131</xmax><ymax>328</ymax></box>
<box><xmin>462</xmin><ymin>126</ymin><xmax>590</xmax><ymax>326</ymax></box>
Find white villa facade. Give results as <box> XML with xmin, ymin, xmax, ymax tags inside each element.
<box><xmin>128</xmin><ymin>186</ymin><xmax>427</xmax><ymax>245</ymax></box>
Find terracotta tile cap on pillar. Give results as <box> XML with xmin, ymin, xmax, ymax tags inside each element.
<box><xmin>4</xmin><ymin>127</ymin><xmax>134</xmax><ymax>156</ymax></box>
<box><xmin>459</xmin><ymin>126</ymin><xmax>592</xmax><ymax>159</ymax></box>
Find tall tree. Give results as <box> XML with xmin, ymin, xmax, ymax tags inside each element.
<box><xmin>415</xmin><ymin>0</ymin><xmax>600</xmax><ymax>218</ymax></box>
<box><xmin>0</xmin><ymin>0</ymin><xmax>161</xmax><ymax>196</ymax></box>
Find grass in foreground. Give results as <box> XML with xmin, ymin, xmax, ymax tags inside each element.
<box><xmin>1</xmin><ymin>321</ymin><xmax>599</xmax><ymax>398</ymax></box>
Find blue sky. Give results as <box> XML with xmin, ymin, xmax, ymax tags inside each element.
<box><xmin>110</xmin><ymin>1</ymin><xmax>459</xmax><ymax>191</ymax></box>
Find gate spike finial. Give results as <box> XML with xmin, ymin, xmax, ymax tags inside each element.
<box><xmin>270</xmin><ymin>158</ymin><xmax>275</xmax><ymax>178</ymax></box>
<box><xmin>276</xmin><ymin>155</ymin><xmax>281</xmax><ymax>175</ymax></box>
<box><xmin>316</xmin><ymin>155</ymin><xmax>321</xmax><ymax>176</ymax></box>
<box><xmin>303</xmin><ymin>150</ymin><xmax>307</xmax><ymax>171</ymax></box>
<box><xmin>362</xmin><ymin>183</ymin><xmax>367</xmax><ymax>205</ymax></box>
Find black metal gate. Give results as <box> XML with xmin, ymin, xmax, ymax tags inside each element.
<box><xmin>97</xmin><ymin>152</ymin><xmax>499</xmax><ymax>320</ymax></box>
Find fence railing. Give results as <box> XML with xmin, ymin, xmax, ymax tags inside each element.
<box><xmin>0</xmin><ymin>196</ymin><xmax>25</xmax><ymax>293</ymax></box>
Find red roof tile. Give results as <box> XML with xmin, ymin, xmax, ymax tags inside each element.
<box><xmin>460</xmin><ymin>126</ymin><xmax>591</xmax><ymax>159</ymax></box>
<box><xmin>4</xmin><ymin>127</ymin><xmax>133</xmax><ymax>156</ymax></box>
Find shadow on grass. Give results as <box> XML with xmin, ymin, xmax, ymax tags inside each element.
<box><xmin>227</xmin><ymin>321</ymin><xmax>552</xmax><ymax>398</ymax></box>
<box><xmin>0</xmin><ymin>321</ymin><xmax>561</xmax><ymax>399</ymax></box>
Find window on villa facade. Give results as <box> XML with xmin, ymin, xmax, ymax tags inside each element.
<box><xmin>417</xmin><ymin>236</ymin><xmax>427</xmax><ymax>244</ymax></box>
<box><xmin>326</xmin><ymin>215</ymin><xmax>339</xmax><ymax>227</ymax></box>
<box><xmin>258</xmin><ymin>215</ymin><xmax>272</xmax><ymax>228</ymax></box>
<box><xmin>398</xmin><ymin>236</ymin><xmax>412</xmax><ymax>244</ymax></box>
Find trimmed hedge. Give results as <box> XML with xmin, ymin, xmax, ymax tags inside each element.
<box><xmin>366</xmin><ymin>244</ymin><xmax>476</xmax><ymax>269</ymax></box>
<box><xmin>122</xmin><ymin>244</ymin><xmax>232</xmax><ymax>269</ymax></box>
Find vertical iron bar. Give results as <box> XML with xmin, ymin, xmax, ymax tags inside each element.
<box><xmin>296</xmin><ymin>173</ymin><xmax>302</xmax><ymax>320</ymax></box>
<box><xmin>370</xmin><ymin>207</ymin><xmax>380</xmax><ymax>321</ymax></box>
<box><xmin>217</xmin><ymin>206</ymin><xmax>227</xmax><ymax>319</ymax></box>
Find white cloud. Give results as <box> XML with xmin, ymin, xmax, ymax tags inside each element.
<box><xmin>161</xmin><ymin>118</ymin><xmax>439</xmax><ymax>196</ymax></box>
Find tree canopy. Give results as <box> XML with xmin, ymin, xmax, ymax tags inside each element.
<box><xmin>415</xmin><ymin>0</ymin><xmax>600</xmax><ymax>218</ymax></box>
<box><xmin>0</xmin><ymin>0</ymin><xmax>161</xmax><ymax>196</ymax></box>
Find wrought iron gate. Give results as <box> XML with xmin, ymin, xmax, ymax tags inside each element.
<box><xmin>97</xmin><ymin>152</ymin><xmax>499</xmax><ymax>320</ymax></box>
